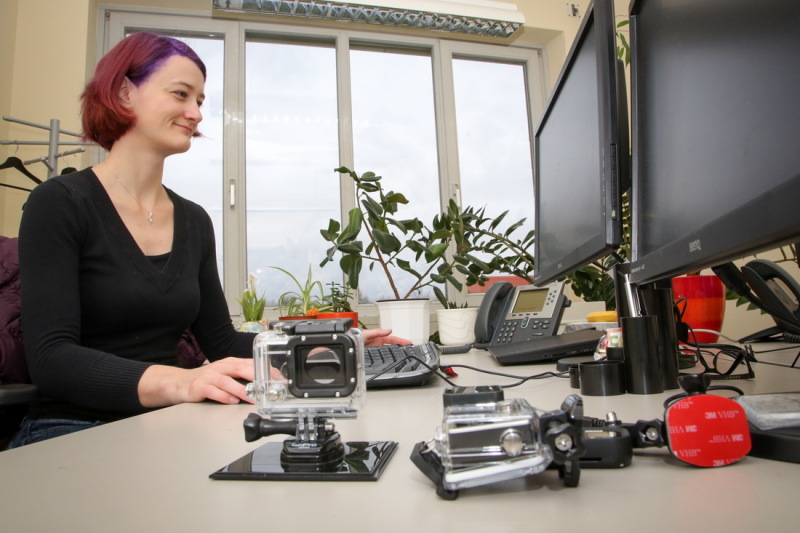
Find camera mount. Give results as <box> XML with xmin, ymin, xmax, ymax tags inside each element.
<box><xmin>210</xmin><ymin>319</ymin><xmax>398</xmax><ymax>481</ymax></box>
<box><xmin>411</xmin><ymin>388</ymin><xmax>586</xmax><ymax>500</ymax></box>
<box><xmin>243</xmin><ymin>412</ymin><xmax>345</xmax><ymax>471</ymax></box>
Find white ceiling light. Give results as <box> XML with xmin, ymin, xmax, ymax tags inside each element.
<box><xmin>211</xmin><ymin>0</ymin><xmax>525</xmax><ymax>38</ymax></box>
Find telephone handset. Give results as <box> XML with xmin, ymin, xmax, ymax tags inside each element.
<box><xmin>473</xmin><ymin>281</ymin><xmax>570</xmax><ymax>349</ymax></box>
<box><xmin>714</xmin><ymin>259</ymin><xmax>800</xmax><ymax>342</ymax></box>
<box><xmin>742</xmin><ymin>259</ymin><xmax>800</xmax><ymax>335</ymax></box>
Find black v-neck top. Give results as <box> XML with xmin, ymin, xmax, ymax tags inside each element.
<box><xmin>18</xmin><ymin>168</ymin><xmax>255</xmax><ymax>422</ymax></box>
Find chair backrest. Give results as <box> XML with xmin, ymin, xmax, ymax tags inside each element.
<box><xmin>0</xmin><ymin>236</ymin><xmax>30</xmax><ymax>386</ymax></box>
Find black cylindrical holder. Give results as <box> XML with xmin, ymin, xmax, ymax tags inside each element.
<box><xmin>556</xmin><ymin>356</ymin><xmax>595</xmax><ymax>389</ymax></box>
<box><xmin>579</xmin><ymin>360</ymin><xmax>626</xmax><ymax>396</ymax></box>
<box><xmin>621</xmin><ymin>315</ymin><xmax>664</xmax><ymax>394</ymax></box>
<box><xmin>640</xmin><ymin>285</ymin><xmax>680</xmax><ymax>390</ymax></box>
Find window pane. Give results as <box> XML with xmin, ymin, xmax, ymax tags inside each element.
<box><xmin>161</xmin><ymin>36</ymin><xmax>225</xmax><ymax>279</ymax></box>
<box><xmin>245</xmin><ymin>39</ymin><xmax>340</xmax><ymax>306</ymax></box>
<box><xmin>350</xmin><ymin>47</ymin><xmax>439</xmax><ymax>303</ymax></box>
<box><xmin>453</xmin><ymin>58</ymin><xmax>535</xmax><ymax>272</ymax></box>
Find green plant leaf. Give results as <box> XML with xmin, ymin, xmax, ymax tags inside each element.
<box><xmin>424</xmin><ymin>242</ymin><xmax>449</xmax><ymax>261</ymax></box>
<box><xmin>341</xmin><ymin>254</ymin><xmax>362</xmax><ymax>289</ymax></box>
<box><xmin>337</xmin><ymin>242</ymin><xmax>363</xmax><ymax>254</ymax></box>
<box><xmin>384</xmin><ymin>192</ymin><xmax>409</xmax><ymax>205</ymax></box>
<box><xmin>433</xmin><ymin>286</ymin><xmax>448</xmax><ymax>308</ymax></box>
<box><xmin>373</xmin><ymin>229</ymin><xmax>401</xmax><ymax>254</ymax></box>
<box><xmin>340</xmin><ymin>209</ymin><xmax>363</xmax><ymax>242</ymax></box>
<box><xmin>362</xmin><ymin>196</ymin><xmax>383</xmax><ymax>220</ymax></box>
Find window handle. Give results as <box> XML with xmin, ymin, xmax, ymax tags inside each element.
<box><xmin>452</xmin><ymin>183</ymin><xmax>461</xmax><ymax>205</ymax></box>
<box><xmin>229</xmin><ymin>179</ymin><xmax>235</xmax><ymax>207</ymax></box>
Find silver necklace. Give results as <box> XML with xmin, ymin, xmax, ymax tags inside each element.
<box><xmin>116</xmin><ymin>177</ymin><xmax>156</xmax><ymax>223</ymax></box>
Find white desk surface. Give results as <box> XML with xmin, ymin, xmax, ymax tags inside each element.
<box><xmin>1</xmin><ymin>348</ymin><xmax>799</xmax><ymax>533</ymax></box>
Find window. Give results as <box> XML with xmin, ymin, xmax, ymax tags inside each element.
<box><xmin>453</xmin><ymin>57</ymin><xmax>534</xmax><ymax>232</ymax></box>
<box><xmin>163</xmin><ymin>36</ymin><xmax>226</xmax><ymax>279</ymax></box>
<box><xmin>104</xmin><ymin>11</ymin><xmax>544</xmax><ymax>317</ymax></box>
<box><xmin>350</xmin><ymin>44</ymin><xmax>440</xmax><ymax>302</ymax></box>
<box><xmin>244</xmin><ymin>37</ymin><xmax>340</xmax><ymax>305</ymax></box>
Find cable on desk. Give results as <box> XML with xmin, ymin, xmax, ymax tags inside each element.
<box><xmin>438</xmin><ymin>363</ymin><xmax>568</xmax><ymax>389</ymax></box>
<box><xmin>679</xmin><ymin>323</ymin><xmax>756</xmax><ymax>380</ymax></box>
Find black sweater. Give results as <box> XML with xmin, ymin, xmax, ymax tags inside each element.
<box><xmin>19</xmin><ymin>168</ymin><xmax>255</xmax><ymax>422</ymax></box>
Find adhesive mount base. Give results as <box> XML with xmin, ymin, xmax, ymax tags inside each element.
<box><xmin>210</xmin><ymin>440</ymin><xmax>398</xmax><ymax>481</ymax></box>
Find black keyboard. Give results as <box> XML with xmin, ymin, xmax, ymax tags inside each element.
<box><xmin>365</xmin><ymin>342</ymin><xmax>440</xmax><ymax>389</ymax></box>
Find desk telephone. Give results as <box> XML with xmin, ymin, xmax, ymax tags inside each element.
<box><xmin>468</xmin><ymin>281</ymin><xmax>605</xmax><ymax>365</ymax></box>
<box><xmin>474</xmin><ymin>281</ymin><xmax>569</xmax><ymax>348</ymax></box>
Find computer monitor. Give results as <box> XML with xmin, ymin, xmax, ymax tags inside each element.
<box><xmin>533</xmin><ymin>0</ymin><xmax>630</xmax><ymax>286</ymax></box>
<box><xmin>628</xmin><ymin>0</ymin><xmax>800</xmax><ymax>285</ymax></box>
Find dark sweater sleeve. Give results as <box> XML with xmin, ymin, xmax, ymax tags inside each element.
<box><xmin>19</xmin><ymin>179</ymin><xmax>150</xmax><ymax>414</ymax></box>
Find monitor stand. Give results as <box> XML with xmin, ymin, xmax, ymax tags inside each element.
<box><xmin>613</xmin><ymin>263</ymin><xmax>681</xmax><ymax>392</ymax></box>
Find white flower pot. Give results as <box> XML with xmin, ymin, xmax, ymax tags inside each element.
<box><xmin>375</xmin><ymin>299</ymin><xmax>431</xmax><ymax>345</ymax></box>
<box><xmin>436</xmin><ymin>308</ymin><xmax>479</xmax><ymax>345</ymax></box>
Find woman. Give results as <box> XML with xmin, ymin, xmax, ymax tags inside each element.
<box><xmin>12</xmin><ymin>32</ymin><xmax>406</xmax><ymax>447</ymax></box>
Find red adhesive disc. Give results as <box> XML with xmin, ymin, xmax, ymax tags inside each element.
<box><xmin>665</xmin><ymin>394</ymin><xmax>751</xmax><ymax>467</ymax></box>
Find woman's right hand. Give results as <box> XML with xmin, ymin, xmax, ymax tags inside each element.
<box><xmin>137</xmin><ymin>357</ymin><xmax>255</xmax><ymax>408</ymax></box>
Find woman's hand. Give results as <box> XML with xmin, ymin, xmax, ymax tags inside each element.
<box><xmin>362</xmin><ymin>328</ymin><xmax>412</xmax><ymax>347</ymax></box>
<box><xmin>137</xmin><ymin>357</ymin><xmax>254</xmax><ymax>408</ymax></box>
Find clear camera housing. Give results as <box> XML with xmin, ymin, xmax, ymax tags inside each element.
<box><xmin>247</xmin><ymin>319</ymin><xmax>365</xmax><ymax>419</ymax></box>
<box><xmin>433</xmin><ymin>398</ymin><xmax>553</xmax><ymax>490</ymax></box>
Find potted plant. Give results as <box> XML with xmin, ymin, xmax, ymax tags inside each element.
<box><xmin>316</xmin><ymin>281</ymin><xmax>360</xmax><ymax>328</ymax></box>
<box><xmin>236</xmin><ymin>273</ymin><xmax>267</xmax><ymax>332</ymax></box>
<box><xmin>271</xmin><ymin>265</ymin><xmax>329</xmax><ymax>320</ymax></box>
<box><xmin>320</xmin><ymin>167</ymin><xmax>536</xmax><ymax>343</ymax></box>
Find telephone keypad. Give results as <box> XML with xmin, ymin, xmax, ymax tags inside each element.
<box><xmin>495</xmin><ymin>318</ymin><xmax>556</xmax><ymax>343</ymax></box>
<box><xmin>495</xmin><ymin>321</ymin><xmax>518</xmax><ymax>344</ymax></box>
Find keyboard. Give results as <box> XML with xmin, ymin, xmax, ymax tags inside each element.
<box><xmin>364</xmin><ymin>342</ymin><xmax>440</xmax><ymax>389</ymax></box>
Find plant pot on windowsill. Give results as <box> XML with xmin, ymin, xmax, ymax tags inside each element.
<box><xmin>436</xmin><ymin>307</ymin><xmax>478</xmax><ymax>346</ymax></box>
<box><xmin>672</xmin><ymin>274</ymin><xmax>726</xmax><ymax>344</ymax></box>
<box><xmin>316</xmin><ymin>311</ymin><xmax>359</xmax><ymax>327</ymax></box>
<box><xmin>375</xmin><ymin>299</ymin><xmax>431</xmax><ymax>345</ymax></box>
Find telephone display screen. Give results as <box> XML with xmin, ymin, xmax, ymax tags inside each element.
<box><xmin>512</xmin><ymin>289</ymin><xmax>548</xmax><ymax>314</ymax></box>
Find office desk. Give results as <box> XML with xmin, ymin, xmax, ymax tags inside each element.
<box><xmin>1</xmin><ymin>350</ymin><xmax>798</xmax><ymax>533</ymax></box>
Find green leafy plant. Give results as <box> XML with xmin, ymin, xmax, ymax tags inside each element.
<box><xmin>271</xmin><ymin>265</ymin><xmax>332</xmax><ymax>317</ymax></box>
<box><xmin>320</xmin><ymin>167</ymin><xmax>536</xmax><ymax>308</ymax></box>
<box><xmin>326</xmin><ymin>281</ymin><xmax>355</xmax><ymax>313</ymax></box>
<box><xmin>237</xmin><ymin>273</ymin><xmax>266</xmax><ymax>322</ymax></box>
<box><xmin>616</xmin><ymin>19</ymin><xmax>631</xmax><ymax>66</ymax></box>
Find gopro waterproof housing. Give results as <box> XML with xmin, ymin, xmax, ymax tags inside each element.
<box><xmin>411</xmin><ymin>389</ymin><xmax>585</xmax><ymax>500</ymax></box>
<box><xmin>211</xmin><ymin>318</ymin><xmax>397</xmax><ymax>482</ymax></box>
<box><xmin>248</xmin><ymin>318</ymin><xmax>366</xmax><ymax>418</ymax></box>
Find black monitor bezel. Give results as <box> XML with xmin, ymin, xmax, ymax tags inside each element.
<box><xmin>533</xmin><ymin>0</ymin><xmax>628</xmax><ymax>286</ymax></box>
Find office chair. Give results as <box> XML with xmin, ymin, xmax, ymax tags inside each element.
<box><xmin>0</xmin><ymin>235</ymin><xmax>37</xmax><ymax>449</ymax></box>
<box><xmin>0</xmin><ymin>236</ymin><xmax>38</xmax><ymax>450</ymax></box>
